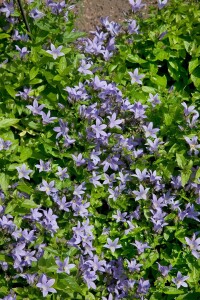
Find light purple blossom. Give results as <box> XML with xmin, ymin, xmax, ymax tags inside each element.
<box><xmin>41</xmin><ymin>111</ymin><xmax>57</xmax><ymax>124</ymax></box>
<box><xmin>46</xmin><ymin>44</ymin><xmax>64</xmax><ymax>60</ymax></box>
<box><xmin>128</xmin><ymin>68</ymin><xmax>145</xmax><ymax>85</ymax></box>
<box><xmin>15</xmin><ymin>46</ymin><xmax>30</xmax><ymax>58</ymax></box>
<box><xmin>56</xmin><ymin>257</ymin><xmax>75</xmax><ymax>274</ymax></box>
<box><xmin>107</xmin><ymin>112</ymin><xmax>124</xmax><ymax>129</ymax></box>
<box><xmin>16</xmin><ymin>164</ymin><xmax>32</xmax><ymax>180</ymax></box>
<box><xmin>184</xmin><ymin>136</ymin><xmax>200</xmax><ymax>155</ymax></box>
<box><xmin>127</xmin><ymin>19</ymin><xmax>139</xmax><ymax>34</ymax></box>
<box><xmin>158</xmin><ymin>0</ymin><xmax>168</xmax><ymax>9</ymax></box>
<box><xmin>0</xmin><ymin>1</ymin><xmax>14</xmax><ymax>17</ymax></box>
<box><xmin>133</xmin><ymin>184</ymin><xmax>149</xmax><ymax>200</ymax></box>
<box><xmin>35</xmin><ymin>160</ymin><xmax>51</xmax><ymax>172</ymax></box>
<box><xmin>91</xmin><ymin>119</ymin><xmax>107</xmax><ymax>138</ymax></box>
<box><xmin>29</xmin><ymin>8</ymin><xmax>45</xmax><ymax>19</ymax></box>
<box><xmin>36</xmin><ymin>274</ymin><xmax>56</xmax><ymax>297</ymax></box>
<box><xmin>131</xmin><ymin>240</ymin><xmax>150</xmax><ymax>254</ymax></box>
<box><xmin>39</xmin><ymin>180</ymin><xmax>58</xmax><ymax>195</ymax></box>
<box><xmin>78</xmin><ymin>59</ymin><xmax>93</xmax><ymax>75</ymax></box>
<box><xmin>185</xmin><ymin>234</ymin><xmax>200</xmax><ymax>259</ymax></box>
<box><xmin>172</xmin><ymin>272</ymin><xmax>189</xmax><ymax>289</ymax></box>
<box><xmin>129</xmin><ymin>0</ymin><xmax>145</xmax><ymax>12</ymax></box>
<box><xmin>26</xmin><ymin>99</ymin><xmax>45</xmax><ymax>115</ymax></box>
<box><xmin>104</xmin><ymin>238</ymin><xmax>122</xmax><ymax>253</ymax></box>
<box><xmin>148</xmin><ymin>93</ymin><xmax>161</xmax><ymax>107</ymax></box>
<box><xmin>142</xmin><ymin>122</ymin><xmax>159</xmax><ymax>138</ymax></box>
<box><xmin>157</xmin><ymin>263</ymin><xmax>172</xmax><ymax>277</ymax></box>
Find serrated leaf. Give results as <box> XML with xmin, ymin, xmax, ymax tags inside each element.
<box><xmin>176</xmin><ymin>153</ymin><xmax>186</xmax><ymax>169</ymax></box>
<box><xmin>19</xmin><ymin>147</ymin><xmax>33</xmax><ymax>162</ymax></box>
<box><xmin>0</xmin><ymin>118</ymin><xmax>19</xmax><ymax>128</ymax></box>
<box><xmin>142</xmin><ymin>86</ymin><xmax>156</xmax><ymax>93</ymax></box>
<box><xmin>126</xmin><ymin>54</ymin><xmax>147</xmax><ymax>64</ymax></box>
<box><xmin>176</xmin><ymin>293</ymin><xmax>200</xmax><ymax>300</ymax></box>
<box><xmin>163</xmin><ymin>287</ymin><xmax>184</xmax><ymax>295</ymax></box>
<box><xmin>0</xmin><ymin>33</ymin><xmax>10</xmax><ymax>39</ymax></box>
<box><xmin>17</xmin><ymin>182</ymin><xmax>33</xmax><ymax>195</ymax></box>
<box><xmin>21</xmin><ymin>199</ymin><xmax>38</xmax><ymax>209</ymax></box>
<box><xmin>5</xmin><ymin>86</ymin><xmax>16</xmax><ymax>98</ymax></box>
<box><xmin>0</xmin><ymin>173</ymin><xmax>9</xmax><ymax>192</ymax></box>
<box><xmin>189</xmin><ymin>59</ymin><xmax>199</xmax><ymax>74</ymax></box>
<box><xmin>29</xmin><ymin>66</ymin><xmax>39</xmax><ymax>80</ymax></box>
<box><xmin>151</xmin><ymin>75</ymin><xmax>167</xmax><ymax>88</ymax></box>
<box><xmin>181</xmin><ymin>169</ymin><xmax>192</xmax><ymax>187</ymax></box>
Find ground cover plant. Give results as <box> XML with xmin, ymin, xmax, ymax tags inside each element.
<box><xmin>0</xmin><ymin>0</ymin><xmax>200</xmax><ymax>299</ymax></box>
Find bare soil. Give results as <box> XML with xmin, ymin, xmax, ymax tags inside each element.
<box><xmin>74</xmin><ymin>0</ymin><xmax>157</xmax><ymax>34</ymax></box>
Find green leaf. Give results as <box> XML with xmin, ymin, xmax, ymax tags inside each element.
<box><xmin>0</xmin><ymin>118</ymin><xmax>19</xmax><ymax>128</ymax></box>
<box><xmin>176</xmin><ymin>153</ymin><xmax>186</xmax><ymax>169</ymax></box>
<box><xmin>5</xmin><ymin>86</ymin><xmax>16</xmax><ymax>98</ymax></box>
<box><xmin>58</xmin><ymin>56</ymin><xmax>67</xmax><ymax>75</ymax></box>
<box><xmin>17</xmin><ymin>182</ymin><xmax>33</xmax><ymax>195</ymax></box>
<box><xmin>126</xmin><ymin>54</ymin><xmax>147</xmax><ymax>64</ymax></box>
<box><xmin>0</xmin><ymin>33</ymin><xmax>10</xmax><ymax>39</ymax></box>
<box><xmin>19</xmin><ymin>147</ymin><xmax>33</xmax><ymax>162</ymax></box>
<box><xmin>142</xmin><ymin>86</ymin><xmax>156</xmax><ymax>93</ymax></box>
<box><xmin>29</xmin><ymin>67</ymin><xmax>39</xmax><ymax>80</ymax></box>
<box><xmin>143</xmin><ymin>251</ymin><xmax>159</xmax><ymax>269</ymax></box>
<box><xmin>21</xmin><ymin>198</ymin><xmax>38</xmax><ymax>209</ymax></box>
<box><xmin>176</xmin><ymin>293</ymin><xmax>200</xmax><ymax>300</ymax></box>
<box><xmin>163</xmin><ymin>287</ymin><xmax>184</xmax><ymax>295</ymax></box>
<box><xmin>189</xmin><ymin>58</ymin><xmax>199</xmax><ymax>74</ymax></box>
<box><xmin>181</xmin><ymin>169</ymin><xmax>192</xmax><ymax>187</ymax></box>
<box><xmin>151</xmin><ymin>74</ymin><xmax>167</xmax><ymax>88</ymax></box>
<box><xmin>0</xmin><ymin>173</ymin><xmax>9</xmax><ymax>192</ymax></box>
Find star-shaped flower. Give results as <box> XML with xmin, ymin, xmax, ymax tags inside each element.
<box><xmin>16</xmin><ymin>164</ymin><xmax>32</xmax><ymax>180</ymax></box>
<box><xmin>46</xmin><ymin>43</ymin><xmax>64</xmax><ymax>60</ymax></box>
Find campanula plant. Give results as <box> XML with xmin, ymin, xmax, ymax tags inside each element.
<box><xmin>0</xmin><ymin>0</ymin><xmax>200</xmax><ymax>299</ymax></box>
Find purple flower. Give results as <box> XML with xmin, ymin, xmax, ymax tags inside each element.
<box><xmin>0</xmin><ymin>1</ymin><xmax>14</xmax><ymax>17</ymax></box>
<box><xmin>16</xmin><ymin>164</ymin><xmax>32</xmax><ymax>180</ymax></box>
<box><xmin>128</xmin><ymin>68</ymin><xmax>144</xmax><ymax>85</ymax></box>
<box><xmin>112</xmin><ymin>210</ymin><xmax>127</xmax><ymax>222</ymax></box>
<box><xmin>39</xmin><ymin>180</ymin><xmax>58</xmax><ymax>195</ymax></box>
<box><xmin>16</xmin><ymin>87</ymin><xmax>33</xmax><ymax>100</ymax></box>
<box><xmin>132</xmin><ymin>168</ymin><xmax>149</xmax><ymax>181</ymax></box>
<box><xmin>133</xmin><ymin>184</ymin><xmax>149</xmax><ymax>201</ymax></box>
<box><xmin>184</xmin><ymin>136</ymin><xmax>200</xmax><ymax>155</ymax></box>
<box><xmin>86</xmin><ymin>255</ymin><xmax>106</xmax><ymax>272</ymax></box>
<box><xmin>15</xmin><ymin>46</ymin><xmax>30</xmax><ymax>58</ymax></box>
<box><xmin>142</xmin><ymin>122</ymin><xmax>159</xmax><ymax>138</ymax></box>
<box><xmin>146</xmin><ymin>138</ymin><xmax>163</xmax><ymax>153</ymax></box>
<box><xmin>36</xmin><ymin>274</ymin><xmax>56</xmax><ymax>297</ymax></box>
<box><xmin>56</xmin><ymin>257</ymin><xmax>75</xmax><ymax>274</ymax></box>
<box><xmin>41</xmin><ymin>111</ymin><xmax>57</xmax><ymax>124</ymax></box>
<box><xmin>157</xmin><ymin>263</ymin><xmax>172</xmax><ymax>276</ymax></box>
<box><xmin>181</xmin><ymin>102</ymin><xmax>197</xmax><ymax>117</ymax></box>
<box><xmin>35</xmin><ymin>160</ymin><xmax>51</xmax><ymax>172</ymax></box>
<box><xmin>12</xmin><ymin>243</ymin><xmax>26</xmax><ymax>262</ymax></box>
<box><xmin>185</xmin><ymin>234</ymin><xmax>200</xmax><ymax>258</ymax></box>
<box><xmin>137</xmin><ymin>278</ymin><xmax>150</xmax><ymax>294</ymax></box>
<box><xmin>126</xmin><ymin>259</ymin><xmax>142</xmax><ymax>272</ymax></box>
<box><xmin>26</xmin><ymin>99</ymin><xmax>45</xmax><ymax>115</ymax></box>
<box><xmin>104</xmin><ymin>238</ymin><xmax>122</xmax><ymax>253</ymax></box>
<box><xmin>29</xmin><ymin>8</ymin><xmax>45</xmax><ymax>19</ymax></box>
<box><xmin>91</xmin><ymin>119</ymin><xmax>107</xmax><ymax>138</ymax></box>
<box><xmin>46</xmin><ymin>44</ymin><xmax>64</xmax><ymax>60</ymax></box>
<box><xmin>128</xmin><ymin>19</ymin><xmax>139</xmax><ymax>34</ymax></box>
<box><xmin>90</xmin><ymin>172</ymin><xmax>102</xmax><ymax>187</ymax></box>
<box><xmin>53</xmin><ymin>119</ymin><xmax>69</xmax><ymax>138</ymax></box>
<box><xmin>78</xmin><ymin>59</ymin><xmax>93</xmax><ymax>75</ymax></box>
<box><xmin>131</xmin><ymin>240</ymin><xmax>150</xmax><ymax>254</ymax></box>
<box><xmin>158</xmin><ymin>0</ymin><xmax>168</xmax><ymax>9</ymax></box>
<box><xmin>92</xmin><ymin>75</ymin><xmax>107</xmax><ymax>90</ymax></box>
<box><xmin>107</xmin><ymin>112</ymin><xmax>124</xmax><ymax>129</ymax></box>
<box><xmin>129</xmin><ymin>0</ymin><xmax>145</xmax><ymax>12</ymax></box>
<box><xmin>148</xmin><ymin>93</ymin><xmax>161</xmax><ymax>107</ymax></box>
<box><xmin>72</xmin><ymin>153</ymin><xmax>86</xmax><ymax>166</ymax></box>
<box><xmin>56</xmin><ymin>166</ymin><xmax>69</xmax><ymax>180</ymax></box>
<box><xmin>172</xmin><ymin>272</ymin><xmax>189</xmax><ymax>289</ymax></box>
